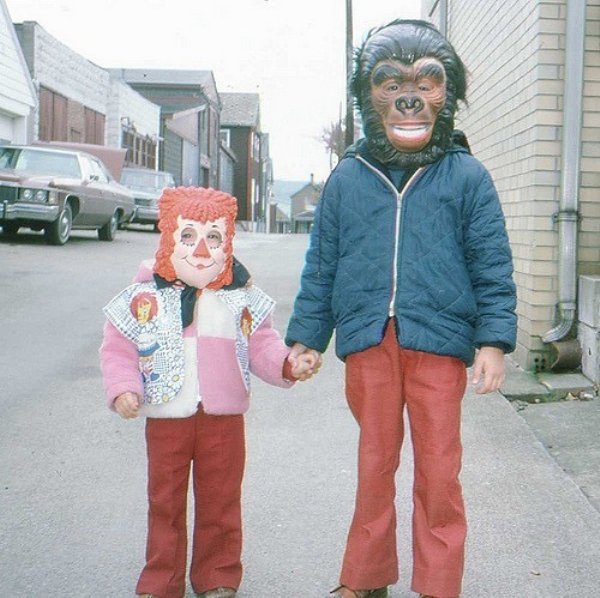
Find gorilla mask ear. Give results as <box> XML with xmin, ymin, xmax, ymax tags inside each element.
<box><xmin>352</xmin><ymin>19</ymin><xmax>467</xmax><ymax>168</ymax></box>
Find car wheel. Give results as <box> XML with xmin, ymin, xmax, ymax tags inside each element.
<box><xmin>98</xmin><ymin>211</ymin><xmax>119</xmax><ymax>241</ymax></box>
<box><xmin>44</xmin><ymin>203</ymin><xmax>72</xmax><ymax>245</ymax></box>
<box><xmin>1</xmin><ymin>223</ymin><xmax>20</xmax><ymax>237</ymax></box>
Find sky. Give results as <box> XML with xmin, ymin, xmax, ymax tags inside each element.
<box><xmin>5</xmin><ymin>0</ymin><xmax>423</xmax><ymax>183</ymax></box>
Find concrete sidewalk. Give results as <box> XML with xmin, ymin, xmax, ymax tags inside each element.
<box><xmin>501</xmin><ymin>357</ymin><xmax>600</xmax><ymax>514</ymax></box>
<box><xmin>235</xmin><ymin>232</ymin><xmax>600</xmax><ymax>597</ymax></box>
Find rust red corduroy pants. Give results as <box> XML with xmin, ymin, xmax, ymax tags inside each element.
<box><xmin>339</xmin><ymin>319</ymin><xmax>467</xmax><ymax>598</ymax></box>
<box><xmin>135</xmin><ymin>408</ymin><xmax>245</xmax><ymax>598</ymax></box>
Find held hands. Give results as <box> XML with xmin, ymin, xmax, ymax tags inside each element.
<box><xmin>114</xmin><ymin>392</ymin><xmax>141</xmax><ymax>419</ymax></box>
<box><xmin>471</xmin><ymin>346</ymin><xmax>505</xmax><ymax>394</ymax></box>
<box><xmin>288</xmin><ymin>342</ymin><xmax>323</xmax><ymax>381</ymax></box>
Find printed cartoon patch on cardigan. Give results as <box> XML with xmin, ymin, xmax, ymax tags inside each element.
<box><xmin>103</xmin><ymin>283</ymin><xmax>185</xmax><ymax>405</ymax></box>
<box><xmin>216</xmin><ymin>285</ymin><xmax>276</xmax><ymax>389</ymax></box>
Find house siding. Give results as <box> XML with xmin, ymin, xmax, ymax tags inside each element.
<box><xmin>0</xmin><ymin>1</ymin><xmax>36</xmax><ymax>142</ymax></box>
<box><xmin>228</xmin><ymin>127</ymin><xmax>251</xmax><ymax>220</ymax></box>
<box><xmin>161</xmin><ymin>125</ymin><xmax>183</xmax><ymax>186</ymax></box>
<box><xmin>426</xmin><ymin>0</ymin><xmax>600</xmax><ymax>371</ymax></box>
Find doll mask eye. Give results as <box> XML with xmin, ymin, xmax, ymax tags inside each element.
<box><xmin>206</xmin><ymin>229</ymin><xmax>223</xmax><ymax>249</ymax></box>
<box><xmin>180</xmin><ymin>226</ymin><xmax>198</xmax><ymax>246</ymax></box>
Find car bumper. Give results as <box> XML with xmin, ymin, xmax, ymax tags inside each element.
<box><xmin>131</xmin><ymin>205</ymin><xmax>159</xmax><ymax>223</ymax></box>
<box><xmin>1</xmin><ymin>200</ymin><xmax>59</xmax><ymax>223</ymax></box>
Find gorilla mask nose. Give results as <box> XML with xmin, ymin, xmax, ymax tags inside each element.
<box><xmin>395</xmin><ymin>95</ymin><xmax>424</xmax><ymax>114</ymax></box>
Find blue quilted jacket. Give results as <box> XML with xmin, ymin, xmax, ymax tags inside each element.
<box><xmin>285</xmin><ymin>141</ymin><xmax>517</xmax><ymax>366</ymax></box>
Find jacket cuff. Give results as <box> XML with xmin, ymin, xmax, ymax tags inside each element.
<box><xmin>477</xmin><ymin>342</ymin><xmax>511</xmax><ymax>353</ymax></box>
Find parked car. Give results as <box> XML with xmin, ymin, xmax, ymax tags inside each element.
<box><xmin>0</xmin><ymin>144</ymin><xmax>135</xmax><ymax>245</ymax></box>
<box><xmin>120</xmin><ymin>167</ymin><xmax>176</xmax><ymax>230</ymax></box>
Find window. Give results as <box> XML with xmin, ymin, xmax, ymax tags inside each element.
<box><xmin>220</xmin><ymin>128</ymin><xmax>231</xmax><ymax>146</ymax></box>
<box><xmin>121</xmin><ymin>121</ymin><xmax>156</xmax><ymax>169</ymax></box>
<box><xmin>39</xmin><ymin>87</ymin><xmax>68</xmax><ymax>141</ymax></box>
<box><xmin>84</xmin><ymin>107</ymin><xmax>105</xmax><ymax>145</ymax></box>
<box><xmin>86</xmin><ymin>158</ymin><xmax>109</xmax><ymax>183</ymax></box>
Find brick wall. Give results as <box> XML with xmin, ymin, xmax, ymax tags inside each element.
<box><xmin>425</xmin><ymin>0</ymin><xmax>600</xmax><ymax>371</ymax></box>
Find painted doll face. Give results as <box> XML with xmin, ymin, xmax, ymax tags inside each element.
<box><xmin>370</xmin><ymin>57</ymin><xmax>447</xmax><ymax>152</ymax></box>
<box><xmin>170</xmin><ymin>215</ymin><xmax>228</xmax><ymax>289</ymax></box>
<box><xmin>136</xmin><ymin>300</ymin><xmax>152</xmax><ymax>324</ymax></box>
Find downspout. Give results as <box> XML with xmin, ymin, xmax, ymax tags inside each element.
<box><xmin>542</xmin><ymin>0</ymin><xmax>586</xmax><ymax>345</ymax></box>
<box><xmin>439</xmin><ymin>0</ymin><xmax>448</xmax><ymax>38</ymax></box>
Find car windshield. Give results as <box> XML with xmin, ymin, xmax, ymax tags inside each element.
<box><xmin>0</xmin><ymin>147</ymin><xmax>81</xmax><ymax>178</ymax></box>
<box><xmin>121</xmin><ymin>170</ymin><xmax>175</xmax><ymax>191</ymax></box>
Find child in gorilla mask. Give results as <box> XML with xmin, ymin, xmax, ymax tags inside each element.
<box><xmin>100</xmin><ymin>187</ymin><xmax>318</xmax><ymax>598</ymax></box>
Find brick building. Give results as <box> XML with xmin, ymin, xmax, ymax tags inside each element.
<box><xmin>423</xmin><ymin>0</ymin><xmax>600</xmax><ymax>377</ymax></box>
<box><xmin>14</xmin><ymin>21</ymin><xmax>160</xmax><ymax>169</ymax></box>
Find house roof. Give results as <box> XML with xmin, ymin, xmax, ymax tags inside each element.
<box><xmin>271</xmin><ymin>179</ymin><xmax>306</xmax><ymax>218</ymax></box>
<box><xmin>220</xmin><ymin>93</ymin><xmax>260</xmax><ymax>128</ymax></box>
<box><xmin>111</xmin><ymin>68</ymin><xmax>220</xmax><ymax>107</ymax></box>
<box><xmin>291</xmin><ymin>180</ymin><xmax>323</xmax><ymax>199</ymax></box>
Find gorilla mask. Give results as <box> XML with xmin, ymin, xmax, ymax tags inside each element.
<box><xmin>352</xmin><ymin>19</ymin><xmax>467</xmax><ymax>168</ymax></box>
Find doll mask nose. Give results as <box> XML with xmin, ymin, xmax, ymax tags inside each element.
<box><xmin>193</xmin><ymin>238</ymin><xmax>211</xmax><ymax>258</ymax></box>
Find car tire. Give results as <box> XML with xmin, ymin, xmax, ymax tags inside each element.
<box><xmin>98</xmin><ymin>211</ymin><xmax>119</xmax><ymax>241</ymax></box>
<box><xmin>1</xmin><ymin>223</ymin><xmax>20</xmax><ymax>237</ymax></box>
<box><xmin>44</xmin><ymin>203</ymin><xmax>72</xmax><ymax>245</ymax></box>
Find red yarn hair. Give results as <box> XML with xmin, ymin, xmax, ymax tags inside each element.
<box><xmin>153</xmin><ymin>187</ymin><xmax>238</xmax><ymax>289</ymax></box>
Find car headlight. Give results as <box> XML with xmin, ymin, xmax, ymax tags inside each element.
<box><xmin>19</xmin><ymin>188</ymin><xmax>49</xmax><ymax>202</ymax></box>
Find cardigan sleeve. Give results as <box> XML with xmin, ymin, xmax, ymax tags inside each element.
<box><xmin>99</xmin><ymin>321</ymin><xmax>144</xmax><ymax>409</ymax></box>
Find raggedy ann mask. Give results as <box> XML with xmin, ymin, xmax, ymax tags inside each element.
<box><xmin>351</xmin><ymin>19</ymin><xmax>467</xmax><ymax>168</ymax></box>
<box><xmin>153</xmin><ymin>187</ymin><xmax>237</xmax><ymax>291</ymax></box>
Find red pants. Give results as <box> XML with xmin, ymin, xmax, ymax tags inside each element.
<box><xmin>340</xmin><ymin>320</ymin><xmax>467</xmax><ymax>598</ymax></box>
<box><xmin>136</xmin><ymin>408</ymin><xmax>245</xmax><ymax>598</ymax></box>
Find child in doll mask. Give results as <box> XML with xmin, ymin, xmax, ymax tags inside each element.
<box><xmin>100</xmin><ymin>186</ymin><xmax>319</xmax><ymax>598</ymax></box>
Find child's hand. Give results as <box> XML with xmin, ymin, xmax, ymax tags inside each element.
<box><xmin>114</xmin><ymin>392</ymin><xmax>141</xmax><ymax>419</ymax></box>
<box><xmin>471</xmin><ymin>346</ymin><xmax>505</xmax><ymax>394</ymax></box>
<box><xmin>288</xmin><ymin>343</ymin><xmax>322</xmax><ymax>381</ymax></box>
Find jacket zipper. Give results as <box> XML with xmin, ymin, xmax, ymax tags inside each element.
<box><xmin>356</xmin><ymin>157</ymin><xmax>424</xmax><ymax>316</ymax></box>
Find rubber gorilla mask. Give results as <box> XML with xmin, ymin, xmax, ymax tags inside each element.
<box><xmin>352</xmin><ymin>19</ymin><xmax>467</xmax><ymax>168</ymax></box>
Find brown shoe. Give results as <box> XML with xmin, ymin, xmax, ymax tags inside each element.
<box><xmin>331</xmin><ymin>586</ymin><xmax>388</xmax><ymax>597</ymax></box>
<box><xmin>196</xmin><ymin>588</ymin><xmax>237</xmax><ymax>598</ymax></box>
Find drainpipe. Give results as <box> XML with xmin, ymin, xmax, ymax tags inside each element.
<box><xmin>439</xmin><ymin>0</ymin><xmax>448</xmax><ymax>38</ymax></box>
<box><xmin>542</xmin><ymin>0</ymin><xmax>586</xmax><ymax>347</ymax></box>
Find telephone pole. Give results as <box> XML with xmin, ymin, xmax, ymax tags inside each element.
<box><xmin>345</xmin><ymin>0</ymin><xmax>354</xmax><ymax>149</ymax></box>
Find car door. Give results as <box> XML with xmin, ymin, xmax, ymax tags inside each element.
<box><xmin>72</xmin><ymin>155</ymin><xmax>106</xmax><ymax>226</ymax></box>
<box><xmin>84</xmin><ymin>157</ymin><xmax>118</xmax><ymax>225</ymax></box>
